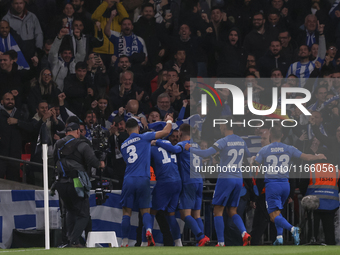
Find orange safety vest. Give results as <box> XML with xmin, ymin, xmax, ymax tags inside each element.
<box><xmin>150</xmin><ymin>166</ymin><xmax>156</xmax><ymax>181</ymax></box>
<box><xmin>306</xmin><ymin>163</ymin><xmax>339</xmax><ymax>210</ymax></box>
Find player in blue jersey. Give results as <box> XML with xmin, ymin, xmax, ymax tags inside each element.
<box><xmin>155</xmin><ymin>124</ymin><xmax>210</xmax><ymax>246</ymax></box>
<box><xmin>120</xmin><ymin>116</ymin><xmax>173</xmax><ymax>247</ymax></box>
<box><xmin>185</xmin><ymin>119</ymin><xmax>252</xmax><ymax>246</ymax></box>
<box><xmin>140</xmin><ymin>139</ymin><xmax>182</xmax><ymax>246</ymax></box>
<box><xmin>253</xmin><ymin>124</ymin><xmax>326</xmax><ymax>245</ymax></box>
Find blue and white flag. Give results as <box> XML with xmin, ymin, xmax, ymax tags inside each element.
<box><xmin>0</xmin><ymin>33</ymin><xmax>30</xmax><ymax>70</ymax></box>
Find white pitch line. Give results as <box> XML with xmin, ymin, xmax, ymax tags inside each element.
<box><xmin>0</xmin><ymin>249</ymin><xmax>45</xmax><ymax>253</ymax></box>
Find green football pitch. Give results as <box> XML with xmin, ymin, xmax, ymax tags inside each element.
<box><xmin>1</xmin><ymin>246</ymin><xmax>340</xmax><ymax>255</ymax></box>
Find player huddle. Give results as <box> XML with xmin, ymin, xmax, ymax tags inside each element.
<box><xmin>119</xmin><ymin>116</ymin><xmax>326</xmax><ymax>247</ymax></box>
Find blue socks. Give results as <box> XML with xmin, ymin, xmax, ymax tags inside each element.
<box><xmin>168</xmin><ymin>215</ymin><xmax>181</xmax><ymax>240</ymax></box>
<box><xmin>214</xmin><ymin>216</ymin><xmax>224</xmax><ymax>242</ymax></box>
<box><xmin>184</xmin><ymin>215</ymin><xmax>204</xmax><ymax>241</ymax></box>
<box><xmin>142</xmin><ymin>213</ymin><xmax>154</xmax><ymax>231</ymax></box>
<box><xmin>196</xmin><ymin>218</ymin><xmax>204</xmax><ymax>233</ymax></box>
<box><xmin>275</xmin><ymin>215</ymin><xmax>284</xmax><ymax>236</ymax></box>
<box><xmin>121</xmin><ymin>215</ymin><xmax>130</xmax><ymax>239</ymax></box>
<box><xmin>232</xmin><ymin>214</ymin><xmax>246</xmax><ymax>234</ymax></box>
<box><xmin>274</xmin><ymin>214</ymin><xmax>293</xmax><ymax>231</ymax></box>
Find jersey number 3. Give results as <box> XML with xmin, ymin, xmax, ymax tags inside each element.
<box><xmin>127</xmin><ymin>145</ymin><xmax>138</xmax><ymax>163</ymax></box>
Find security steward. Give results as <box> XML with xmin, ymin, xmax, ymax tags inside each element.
<box><xmin>300</xmin><ymin>147</ymin><xmax>340</xmax><ymax>245</ymax></box>
<box><xmin>53</xmin><ymin>122</ymin><xmax>105</xmax><ymax>247</ymax></box>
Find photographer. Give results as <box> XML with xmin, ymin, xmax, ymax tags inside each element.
<box><xmin>53</xmin><ymin>122</ymin><xmax>105</xmax><ymax>247</ymax></box>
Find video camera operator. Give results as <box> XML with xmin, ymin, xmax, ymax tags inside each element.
<box><xmin>53</xmin><ymin>122</ymin><xmax>105</xmax><ymax>247</ymax></box>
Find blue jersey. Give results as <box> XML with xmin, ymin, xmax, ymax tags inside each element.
<box><xmin>121</xmin><ymin>132</ymin><xmax>155</xmax><ymax>178</ymax></box>
<box><xmin>177</xmin><ymin>141</ymin><xmax>202</xmax><ymax>184</ymax></box>
<box><xmin>151</xmin><ymin>140</ymin><xmax>181</xmax><ymax>183</ymax></box>
<box><xmin>213</xmin><ymin>134</ymin><xmax>250</xmax><ymax>178</ymax></box>
<box><xmin>255</xmin><ymin>142</ymin><xmax>302</xmax><ymax>182</ymax></box>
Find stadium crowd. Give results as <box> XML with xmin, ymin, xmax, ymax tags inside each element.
<box><xmin>1</xmin><ymin>0</ymin><xmax>340</xmax><ymax>247</ymax></box>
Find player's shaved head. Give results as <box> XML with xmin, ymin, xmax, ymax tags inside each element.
<box><xmin>270</xmin><ymin>124</ymin><xmax>283</xmax><ymax>140</ymax></box>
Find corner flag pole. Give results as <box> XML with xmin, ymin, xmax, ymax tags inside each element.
<box><xmin>41</xmin><ymin>123</ymin><xmax>50</xmax><ymax>249</ymax></box>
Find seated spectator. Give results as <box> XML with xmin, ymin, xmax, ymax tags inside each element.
<box><xmin>86</xmin><ymin>53</ymin><xmax>109</xmax><ymax>96</ymax></box>
<box><xmin>48</xmin><ymin>28</ymin><xmax>86</xmax><ymax>91</ymax></box>
<box><xmin>28</xmin><ymin>68</ymin><xmax>61</xmax><ymax>117</ymax></box>
<box><xmin>71</xmin><ymin>0</ymin><xmax>94</xmax><ymax>35</ymax></box>
<box><xmin>109</xmin><ymin>70</ymin><xmax>150</xmax><ymax>113</ymax></box>
<box><xmin>0</xmin><ymin>20</ymin><xmax>29</xmax><ymax>70</ymax></box>
<box><xmin>63</xmin><ymin>62</ymin><xmax>94</xmax><ymax>118</ymax></box>
<box><xmin>92</xmin><ymin>0</ymin><xmax>129</xmax><ymax>68</ymax></box>
<box><xmin>3</xmin><ymin>0</ymin><xmax>43</xmax><ymax>61</ymax></box>
<box><xmin>0</xmin><ymin>92</ymin><xmax>27</xmax><ymax>182</ymax></box>
<box><xmin>105</xmin><ymin>16</ymin><xmax>147</xmax><ymax>64</ymax></box>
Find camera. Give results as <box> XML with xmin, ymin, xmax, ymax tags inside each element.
<box><xmin>91</xmin><ymin>124</ymin><xmax>109</xmax><ymax>158</ymax></box>
<box><xmin>95</xmin><ymin>188</ymin><xmax>109</xmax><ymax>205</ymax></box>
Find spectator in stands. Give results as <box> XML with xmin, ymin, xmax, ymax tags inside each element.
<box><xmin>279</xmin><ymin>30</ymin><xmax>297</xmax><ymax>63</ymax></box>
<box><xmin>107</xmin><ymin>115</ymin><xmax>128</xmax><ymax>189</ymax></box>
<box><xmin>64</xmin><ymin>62</ymin><xmax>94</xmax><ymax>118</ymax></box>
<box><xmin>105</xmin><ymin>15</ymin><xmax>148</xmax><ymax>65</ymax></box>
<box><xmin>108</xmin><ymin>55</ymin><xmax>131</xmax><ymax>88</ymax></box>
<box><xmin>308</xmin><ymin>85</ymin><xmax>328</xmax><ymax>111</ymax></box>
<box><xmin>62</xmin><ymin>3</ymin><xmax>75</xmax><ymax>34</ymax></box>
<box><xmin>207</xmin><ymin>7</ymin><xmax>232</xmax><ymax>43</ymax></box>
<box><xmin>0</xmin><ymin>20</ymin><xmax>29</xmax><ymax>70</ymax></box>
<box><xmin>92</xmin><ymin>0</ymin><xmax>129</xmax><ymax>68</ymax></box>
<box><xmin>48</xmin><ymin>27</ymin><xmax>86</xmax><ymax>91</ymax></box>
<box><xmin>71</xmin><ymin>0</ymin><xmax>94</xmax><ymax>35</ymax></box>
<box><xmin>243</xmin><ymin>12</ymin><xmax>276</xmax><ymax>60</ymax></box>
<box><xmin>3</xmin><ymin>0</ymin><xmax>43</xmax><ymax>61</ymax></box>
<box><xmin>0</xmin><ymin>51</ymin><xmax>39</xmax><ymax>109</ymax></box>
<box><xmin>286</xmin><ymin>44</ymin><xmax>315</xmax><ymax>87</ymax></box>
<box><xmin>297</xmin><ymin>14</ymin><xmax>321</xmax><ymax>49</ymax></box>
<box><xmin>164</xmin><ymin>49</ymin><xmax>194</xmax><ymax>83</ymax></box>
<box><xmin>37</xmin><ymin>39</ymin><xmax>54</xmax><ymax>70</ymax></box>
<box><xmin>109</xmin><ymin>70</ymin><xmax>149</xmax><ymax>113</ymax></box>
<box><xmin>151</xmin><ymin>69</ymin><xmax>179</xmax><ymax>105</ymax></box>
<box><xmin>133</xmin><ymin>3</ymin><xmax>167</xmax><ymax>66</ymax></box>
<box><xmin>155</xmin><ymin>93</ymin><xmax>176</xmax><ymax>119</ymax></box>
<box><xmin>258</xmin><ymin>39</ymin><xmax>291</xmax><ymax>78</ymax></box>
<box><xmin>0</xmin><ymin>92</ymin><xmax>26</xmax><ymax>182</ymax></box>
<box><xmin>90</xmin><ymin>94</ymin><xmax>112</xmax><ymax>128</ymax></box>
<box><xmin>28</xmin><ymin>101</ymin><xmax>65</xmax><ymax>186</ymax></box>
<box><xmin>322</xmin><ymin>44</ymin><xmax>338</xmax><ymax>71</ymax></box>
<box><xmin>83</xmin><ymin>110</ymin><xmax>98</xmax><ymax>141</ymax></box>
<box><xmin>28</xmin><ymin>68</ymin><xmax>61</xmax><ymax>117</ymax></box>
<box><xmin>215</xmin><ymin>27</ymin><xmax>247</xmax><ymax>77</ymax></box>
<box><xmin>246</xmin><ymin>54</ymin><xmax>256</xmax><ymax>69</ymax></box>
<box><xmin>63</xmin><ymin>18</ymin><xmax>104</xmax><ymax>57</ymax></box>
<box><xmin>86</xmin><ymin>52</ymin><xmax>109</xmax><ymax>96</ymax></box>
<box><xmin>148</xmin><ymin>108</ymin><xmax>161</xmax><ymax>123</ymax></box>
